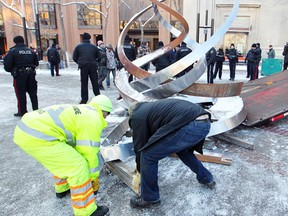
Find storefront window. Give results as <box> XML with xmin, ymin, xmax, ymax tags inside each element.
<box><xmin>38</xmin><ymin>3</ymin><xmax>57</xmax><ymax>28</ymax></box>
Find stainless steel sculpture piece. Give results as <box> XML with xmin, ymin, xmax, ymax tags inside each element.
<box><xmin>101</xmin><ymin>0</ymin><xmax>246</xmax><ymax>162</ymax></box>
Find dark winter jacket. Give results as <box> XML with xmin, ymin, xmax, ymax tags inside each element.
<box><xmin>73</xmin><ymin>40</ymin><xmax>100</xmax><ymax>67</ymax></box>
<box><xmin>215</xmin><ymin>48</ymin><xmax>225</xmax><ymax>63</ymax></box>
<box><xmin>47</xmin><ymin>47</ymin><xmax>60</xmax><ymax>64</ymax></box>
<box><xmin>282</xmin><ymin>45</ymin><xmax>288</xmax><ymax>63</ymax></box>
<box><xmin>176</xmin><ymin>44</ymin><xmax>192</xmax><ymax>61</ymax></box>
<box><xmin>206</xmin><ymin>47</ymin><xmax>216</xmax><ymax>65</ymax></box>
<box><xmin>3</xmin><ymin>44</ymin><xmax>39</xmax><ymax>72</ymax></box>
<box><xmin>246</xmin><ymin>49</ymin><xmax>258</xmax><ymax>63</ymax></box>
<box><xmin>227</xmin><ymin>48</ymin><xmax>238</xmax><ymax>62</ymax></box>
<box><xmin>152</xmin><ymin>43</ymin><xmax>171</xmax><ymax>72</ymax></box>
<box><xmin>129</xmin><ymin>99</ymin><xmax>211</xmax><ymax>153</ymax></box>
<box><xmin>98</xmin><ymin>47</ymin><xmax>107</xmax><ymax>67</ymax></box>
<box><xmin>129</xmin><ymin>98</ymin><xmax>211</xmax><ymax>171</ymax></box>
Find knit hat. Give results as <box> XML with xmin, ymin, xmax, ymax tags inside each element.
<box><xmin>82</xmin><ymin>32</ymin><xmax>91</xmax><ymax>40</ymax></box>
<box><xmin>97</xmin><ymin>40</ymin><xmax>104</xmax><ymax>46</ymax></box>
<box><xmin>252</xmin><ymin>43</ymin><xmax>257</xmax><ymax>48</ymax></box>
<box><xmin>13</xmin><ymin>35</ymin><xmax>24</xmax><ymax>44</ymax></box>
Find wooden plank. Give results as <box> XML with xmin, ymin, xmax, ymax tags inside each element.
<box><xmin>214</xmin><ymin>133</ymin><xmax>254</xmax><ymax>150</ymax></box>
<box><xmin>170</xmin><ymin>153</ymin><xmax>232</xmax><ymax>166</ymax></box>
<box><xmin>195</xmin><ymin>153</ymin><xmax>232</xmax><ymax>166</ymax></box>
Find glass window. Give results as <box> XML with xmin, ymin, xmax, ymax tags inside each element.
<box><xmin>77</xmin><ymin>3</ymin><xmax>101</xmax><ymax>28</ymax></box>
<box><xmin>38</xmin><ymin>3</ymin><xmax>57</xmax><ymax>28</ymax></box>
<box><xmin>0</xmin><ymin>5</ymin><xmax>4</xmax><ymax>32</ymax></box>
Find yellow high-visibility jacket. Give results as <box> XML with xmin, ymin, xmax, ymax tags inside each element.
<box><xmin>14</xmin><ymin>103</ymin><xmax>107</xmax><ymax>180</ymax></box>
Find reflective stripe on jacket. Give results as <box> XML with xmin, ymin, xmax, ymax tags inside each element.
<box><xmin>14</xmin><ymin>104</ymin><xmax>107</xmax><ymax>179</ymax></box>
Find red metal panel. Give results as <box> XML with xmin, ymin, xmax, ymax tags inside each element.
<box><xmin>241</xmin><ymin>71</ymin><xmax>288</xmax><ymax>126</ymax></box>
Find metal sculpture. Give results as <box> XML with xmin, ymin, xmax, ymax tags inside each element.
<box><xmin>113</xmin><ymin>0</ymin><xmax>245</xmax><ymax>138</ymax></box>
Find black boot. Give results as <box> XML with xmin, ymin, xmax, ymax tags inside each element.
<box><xmin>56</xmin><ymin>189</ymin><xmax>70</xmax><ymax>198</ymax></box>
<box><xmin>130</xmin><ymin>195</ymin><xmax>160</xmax><ymax>208</ymax></box>
<box><xmin>91</xmin><ymin>206</ymin><xmax>109</xmax><ymax>216</ymax></box>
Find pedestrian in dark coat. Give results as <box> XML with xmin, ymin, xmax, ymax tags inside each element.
<box><xmin>205</xmin><ymin>47</ymin><xmax>216</xmax><ymax>83</ymax></box>
<box><xmin>3</xmin><ymin>35</ymin><xmax>39</xmax><ymax>117</ymax></box>
<box><xmin>47</xmin><ymin>44</ymin><xmax>61</xmax><ymax>76</ymax></box>
<box><xmin>128</xmin><ymin>99</ymin><xmax>215</xmax><ymax>209</ymax></box>
<box><xmin>151</xmin><ymin>41</ymin><xmax>171</xmax><ymax>72</ymax></box>
<box><xmin>213</xmin><ymin>47</ymin><xmax>225</xmax><ymax>79</ymax></box>
<box><xmin>73</xmin><ymin>32</ymin><xmax>101</xmax><ymax>104</ymax></box>
<box><xmin>97</xmin><ymin>40</ymin><xmax>107</xmax><ymax>90</ymax></box>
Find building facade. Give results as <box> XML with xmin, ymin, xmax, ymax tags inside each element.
<box><xmin>0</xmin><ymin>0</ymin><xmax>287</xmax><ymax>61</ymax></box>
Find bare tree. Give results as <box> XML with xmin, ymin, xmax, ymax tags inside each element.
<box><xmin>0</xmin><ymin>0</ymin><xmax>33</xmax><ymax>30</ymax></box>
<box><xmin>61</xmin><ymin>1</ymin><xmax>112</xmax><ymax>44</ymax></box>
<box><xmin>119</xmin><ymin>0</ymin><xmax>155</xmax><ymax>43</ymax></box>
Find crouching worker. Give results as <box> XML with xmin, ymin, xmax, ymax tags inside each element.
<box><xmin>128</xmin><ymin>98</ymin><xmax>215</xmax><ymax>208</ymax></box>
<box><xmin>14</xmin><ymin>95</ymin><xmax>112</xmax><ymax>216</ymax></box>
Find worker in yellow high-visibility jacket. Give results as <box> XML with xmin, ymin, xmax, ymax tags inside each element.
<box><xmin>14</xmin><ymin>95</ymin><xmax>112</xmax><ymax>216</ymax></box>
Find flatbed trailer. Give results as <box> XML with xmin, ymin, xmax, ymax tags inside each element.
<box><xmin>241</xmin><ymin>70</ymin><xmax>288</xmax><ymax>126</ymax></box>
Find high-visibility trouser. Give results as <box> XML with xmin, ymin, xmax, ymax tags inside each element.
<box><xmin>14</xmin><ymin>127</ymin><xmax>97</xmax><ymax>216</ymax></box>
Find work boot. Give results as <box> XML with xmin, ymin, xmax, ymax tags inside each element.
<box><xmin>14</xmin><ymin>113</ymin><xmax>24</xmax><ymax>117</ymax></box>
<box><xmin>79</xmin><ymin>100</ymin><xmax>86</xmax><ymax>104</ymax></box>
<box><xmin>91</xmin><ymin>206</ymin><xmax>109</xmax><ymax>216</ymax></box>
<box><xmin>199</xmin><ymin>180</ymin><xmax>216</xmax><ymax>189</ymax></box>
<box><xmin>56</xmin><ymin>189</ymin><xmax>70</xmax><ymax>198</ymax></box>
<box><xmin>130</xmin><ymin>195</ymin><xmax>161</xmax><ymax>208</ymax></box>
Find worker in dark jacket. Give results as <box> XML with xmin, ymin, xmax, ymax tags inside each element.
<box><xmin>47</xmin><ymin>44</ymin><xmax>61</xmax><ymax>77</ymax></box>
<box><xmin>213</xmin><ymin>47</ymin><xmax>225</xmax><ymax>79</ymax></box>
<box><xmin>4</xmin><ymin>35</ymin><xmax>39</xmax><ymax>117</ymax></box>
<box><xmin>205</xmin><ymin>47</ymin><xmax>216</xmax><ymax>83</ymax></box>
<box><xmin>175</xmin><ymin>42</ymin><xmax>193</xmax><ymax>77</ymax></box>
<box><xmin>128</xmin><ymin>98</ymin><xmax>215</xmax><ymax>208</ymax></box>
<box><xmin>73</xmin><ymin>32</ymin><xmax>100</xmax><ymax>104</ymax></box>
<box><xmin>151</xmin><ymin>41</ymin><xmax>171</xmax><ymax>72</ymax></box>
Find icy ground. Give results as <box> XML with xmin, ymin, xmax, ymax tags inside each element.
<box><xmin>0</xmin><ymin>65</ymin><xmax>287</xmax><ymax>216</ymax></box>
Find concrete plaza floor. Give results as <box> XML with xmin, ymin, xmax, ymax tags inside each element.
<box><xmin>0</xmin><ymin>65</ymin><xmax>287</xmax><ymax>216</ymax></box>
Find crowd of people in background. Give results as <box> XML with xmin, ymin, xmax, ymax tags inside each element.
<box><xmin>3</xmin><ymin>32</ymin><xmax>288</xmax><ymax>112</ymax></box>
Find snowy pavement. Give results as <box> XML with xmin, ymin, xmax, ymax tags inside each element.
<box><xmin>0</xmin><ymin>65</ymin><xmax>287</xmax><ymax>216</ymax></box>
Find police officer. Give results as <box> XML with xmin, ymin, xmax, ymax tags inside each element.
<box><xmin>73</xmin><ymin>32</ymin><xmax>101</xmax><ymax>104</ymax></box>
<box><xmin>175</xmin><ymin>42</ymin><xmax>193</xmax><ymax>78</ymax></box>
<box><xmin>213</xmin><ymin>47</ymin><xmax>225</xmax><ymax>80</ymax></box>
<box><xmin>4</xmin><ymin>35</ymin><xmax>39</xmax><ymax>117</ymax></box>
<box><xmin>205</xmin><ymin>47</ymin><xmax>216</xmax><ymax>83</ymax></box>
<box><xmin>246</xmin><ymin>44</ymin><xmax>258</xmax><ymax>80</ymax></box>
<box><xmin>227</xmin><ymin>43</ymin><xmax>238</xmax><ymax>81</ymax></box>
<box><xmin>115</xmin><ymin>34</ymin><xmax>137</xmax><ymax>100</ymax></box>
<box><xmin>122</xmin><ymin>35</ymin><xmax>137</xmax><ymax>82</ymax></box>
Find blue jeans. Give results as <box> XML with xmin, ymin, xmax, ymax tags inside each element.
<box><xmin>106</xmin><ymin>68</ymin><xmax>116</xmax><ymax>87</ymax></box>
<box><xmin>140</xmin><ymin>120</ymin><xmax>213</xmax><ymax>201</ymax></box>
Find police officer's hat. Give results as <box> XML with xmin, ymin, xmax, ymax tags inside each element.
<box><xmin>13</xmin><ymin>36</ymin><xmax>24</xmax><ymax>44</ymax></box>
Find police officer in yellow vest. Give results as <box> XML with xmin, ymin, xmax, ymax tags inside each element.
<box><xmin>14</xmin><ymin>95</ymin><xmax>112</xmax><ymax>216</ymax></box>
